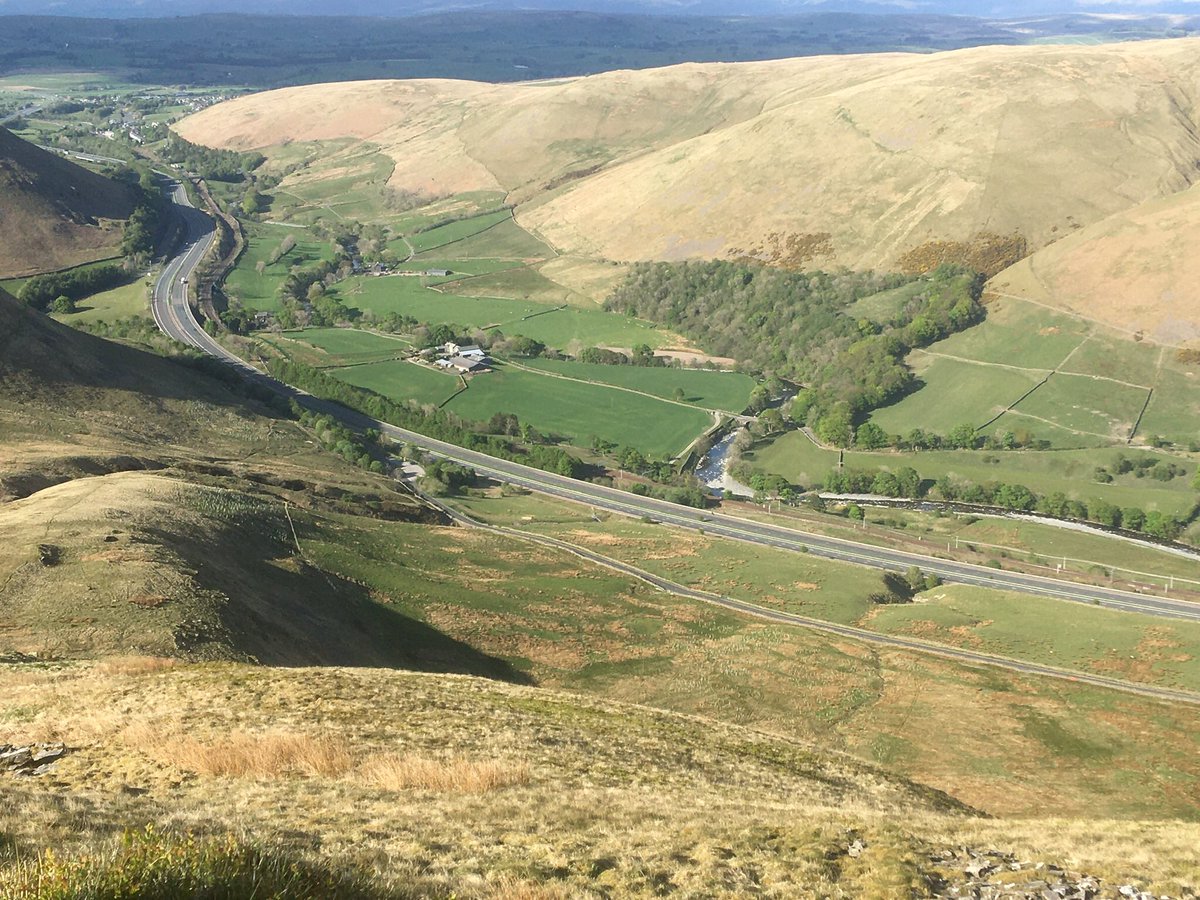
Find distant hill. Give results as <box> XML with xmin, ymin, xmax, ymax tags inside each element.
<box><xmin>0</xmin><ymin>127</ymin><xmax>135</xmax><ymax>278</ymax></box>
<box><xmin>7</xmin><ymin>0</ymin><xmax>1200</xmax><ymax>17</ymax></box>
<box><xmin>179</xmin><ymin>39</ymin><xmax>1200</xmax><ymax>279</ymax></box>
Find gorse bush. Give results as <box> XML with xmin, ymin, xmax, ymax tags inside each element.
<box><xmin>0</xmin><ymin>827</ymin><xmax>397</xmax><ymax>900</ymax></box>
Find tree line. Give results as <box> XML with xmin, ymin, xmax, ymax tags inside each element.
<box><xmin>818</xmin><ymin>466</ymin><xmax>1191</xmax><ymax>541</ymax></box>
<box><xmin>18</xmin><ymin>263</ymin><xmax>129</xmax><ymax>312</ymax></box>
<box><xmin>162</xmin><ymin>134</ymin><xmax>264</xmax><ymax>183</ymax></box>
<box><xmin>606</xmin><ymin>260</ymin><xmax>984</xmax><ymax>447</ymax></box>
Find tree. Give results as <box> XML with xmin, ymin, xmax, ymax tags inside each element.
<box><xmin>894</xmin><ymin>467</ymin><xmax>921</xmax><ymax>498</ymax></box>
<box><xmin>1121</xmin><ymin>507</ymin><xmax>1146</xmax><ymax>531</ymax></box>
<box><xmin>871</xmin><ymin>471</ymin><xmax>900</xmax><ymax>496</ymax></box>
<box><xmin>1143</xmin><ymin>511</ymin><xmax>1182</xmax><ymax>540</ymax></box>
<box><xmin>747</xmin><ymin>384</ymin><xmax>771</xmax><ymax>413</ymax></box>
<box><xmin>947</xmin><ymin>422</ymin><xmax>979</xmax><ymax>450</ymax></box>
<box><xmin>854</xmin><ymin>421</ymin><xmax>889</xmax><ymax>450</ymax></box>
<box><xmin>1089</xmin><ymin>500</ymin><xmax>1121</xmax><ymax>528</ymax></box>
<box><xmin>756</xmin><ymin>408</ymin><xmax>785</xmax><ymax>435</ymax></box>
<box><xmin>994</xmin><ymin>483</ymin><xmax>1035</xmax><ymax>511</ymax></box>
<box><xmin>816</xmin><ymin>405</ymin><xmax>853</xmax><ymax>448</ymax></box>
<box><xmin>51</xmin><ymin>295</ymin><xmax>76</xmax><ymax>314</ymax></box>
<box><xmin>905</xmin><ymin>566</ymin><xmax>927</xmax><ymax>594</ymax></box>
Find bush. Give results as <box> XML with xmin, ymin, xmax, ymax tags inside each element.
<box><xmin>0</xmin><ymin>827</ymin><xmax>393</xmax><ymax>900</ymax></box>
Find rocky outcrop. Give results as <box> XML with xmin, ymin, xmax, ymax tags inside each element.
<box><xmin>0</xmin><ymin>742</ymin><xmax>66</xmax><ymax>776</ymax></box>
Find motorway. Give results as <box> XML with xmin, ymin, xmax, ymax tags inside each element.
<box><xmin>147</xmin><ymin>186</ymin><xmax>1200</xmax><ymax>703</ymax></box>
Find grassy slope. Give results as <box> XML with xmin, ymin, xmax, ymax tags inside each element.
<box><xmin>299</xmin><ymin>489</ymin><xmax>1200</xmax><ymax>821</ymax></box>
<box><xmin>990</xmin><ymin>182</ymin><xmax>1200</xmax><ymax>342</ymax></box>
<box><xmin>0</xmin><ymin>127</ymin><xmax>135</xmax><ymax>278</ymax></box>
<box><xmin>452</xmin><ymin>491</ymin><xmax>1200</xmax><ymax>691</ymax></box>
<box><xmin>1</xmin><ymin>663</ymin><xmax>1195</xmax><ymax>897</ymax></box>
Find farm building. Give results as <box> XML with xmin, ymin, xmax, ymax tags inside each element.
<box><xmin>437</xmin><ymin>355</ymin><xmax>490</xmax><ymax>374</ymax></box>
<box><xmin>444</xmin><ymin>342</ymin><xmax>485</xmax><ymax>359</ymax></box>
<box><xmin>423</xmin><ymin>268</ymin><xmax>451</xmax><ymax>277</ymax></box>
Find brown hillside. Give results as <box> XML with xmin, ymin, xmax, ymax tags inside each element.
<box><xmin>989</xmin><ymin>183</ymin><xmax>1200</xmax><ymax>343</ymax></box>
<box><xmin>178</xmin><ymin>39</ymin><xmax>1200</xmax><ymax>275</ymax></box>
<box><xmin>0</xmin><ymin>127</ymin><xmax>135</xmax><ymax>278</ymax></box>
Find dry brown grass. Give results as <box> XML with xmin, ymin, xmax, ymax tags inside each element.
<box><xmin>4</xmin><ymin>664</ymin><xmax>1199</xmax><ymax>897</ymax></box>
<box><xmin>122</xmin><ymin>722</ymin><xmax>528</xmax><ymax>792</ymax></box>
<box><xmin>125</xmin><ymin>727</ymin><xmax>354</xmax><ymax>778</ymax></box>
<box><xmin>360</xmin><ymin>754</ymin><xmax>530</xmax><ymax>794</ymax></box>
<box><xmin>96</xmin><ymin>656</ymin><xmax>179</xmax><ymax>676</ymax></box>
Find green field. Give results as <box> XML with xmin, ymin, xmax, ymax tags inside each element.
<box><xmin>329</xmin><ymin>359</ymin><xmax>463</xmax><ymax>408</ymax></box>
<box><xmin>452</xmin><ymin>264</ymin><xmax>584</xmax><ymax>305</ymax></box>
<box><xmin>386</xmin><ymin>191</ymin><xmax>510</xmax><ymax>237</ymax></box>
<box><xmin>355</xmin><ymin>360</ymin><xmax>705</xmax><ymax>458</ymax></box>
<box><xmin>333</xmin><ymin>276</ymin><xmax>673</xmax><ymax>350</ymax></box>
<box><xmin>224</xmin><ymin>222</ymin><xmax>334</xmax><ymax>312</ymax></box>
<box><xmin>1139</xmin><ymin>362</ymin><xmax>1200</xmax><ymax>444</ymax></box>
<box><xmin>872</xmin><ymin>296</ymin><xmax>1186</xmax><ymax>447</ymax></box>
<box><xmin>845</xmin><ymin>281</ymin><xmax>925</xmax><ymax>324</ymax></box>
<box><xmin>522</xmin><ymin>357</ymin><xmax>756</xmax><ymax>413</ymax></box>
<box><xmin>322</xmin><ymin>356</ymin><xmax>714</xmax><ymax>455</ymax></box>
<box><xmin>445</xmin><ymin>362</ymin><xmax>712</xmax><ymax>457</ymax></box>
<box><xmin>930</xmin><ymin>301</ymin><xmax>1087</xmax><ymax>369</ymax></box>
<box><xmin>274</xmin><ymin>327</ymin><xmax>409</xmax><ymax>361</ymax></box>
<box><xmin>1011</xmin><ymin>373</ymin><xmax>1150</xmax><ymax>443</ymax></box>
<box><xmin>407</xmin><ymin>209</ymin><xmax>514</xmax><ymax>254</ymax></box>
<box><xmin>750</xmin><ymin>429</ymin><xmax>1199</xmax><ymax>515</ymax></box>
<box><xmin>51</xmin><ymin>277</ymin><xmax>149</xmax><ymax>325</ymax></box>
<box><xmin>415</xmin><ymin>218</ymin><xmax>554</xmax><ymax>260</ymax></box>
<box><xmin>870</xmin><ymin>355</ymin><xmax>1044</xmax><ymax>436</ymax></box>
<box><xmin>393</xmin><ymin>258</ymin><xmax>524</xmax><ymax>279</ymax></box>
<box><xmin>870</xmin><ymin>583</ymin><xmax>1200</xmax><ymax>691</ymax></box>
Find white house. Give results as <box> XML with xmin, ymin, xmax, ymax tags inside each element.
<box><xmin>444</xmin><ymin>342</ymin><xmax>486</xmax><ymax>360</ymax></box>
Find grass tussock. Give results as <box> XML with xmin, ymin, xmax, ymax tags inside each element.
<box><xmin>95</xmin><ymin>656</ymin><xmax>179</xmax><ymax>676</ymax></box>
<box><xmin>125</xmin><ymin>728</ymin><xmax>353</xmax><ymax>778</ymax></box>
<box><xmin>360</xmin><ymin>754</ymin><xmax>530</xmax><ymax>794</ymax></box>
<box><xmin>124</xmin><ymin>726</ymin><xmax>528</xmax><ymax>793</ymax></box>
<box><xmin>0</xmin><ymin>826</ymin><xmax>397</xmax><ymax>900</ymax></box>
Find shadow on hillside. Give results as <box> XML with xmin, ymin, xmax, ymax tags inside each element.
<box><xmin>0</xmin><ymin>289</ymin><xmax>286</xmax><ymax>420</ymax></box>
<box><xmin>141</xmin><ymin>522</ymin><xmax>533</xmax><ymax>685</ymax></box>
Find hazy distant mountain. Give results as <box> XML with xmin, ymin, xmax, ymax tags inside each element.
<box><xmin>3</xmin><ymin>0</ymin><xmax>1199</xmax><ymax>18</ymax></box>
